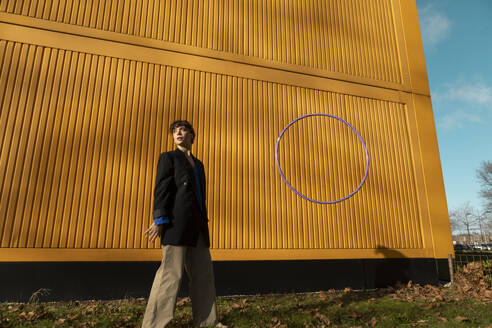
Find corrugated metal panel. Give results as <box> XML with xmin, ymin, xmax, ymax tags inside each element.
<box><xmin>0</xmin><ymin>40</ymin><xmax>422</xmax><ymax>250</ymax></box>
<box><xmin>0</xmin><ymin>0</ymin><xmax>402</xmax><ymax>84</ymax></box>
<box><xmin>0</xmin><ymin>41</ymin><xmax>163</xmax><ymax>249</ymax></box>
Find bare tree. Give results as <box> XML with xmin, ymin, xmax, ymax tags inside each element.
<box><xmin>449</xmin><ymin>215</ymin><xmax>462</xmax><ymax>235</ymax></box>
<box><xmin>485</xmin><ymin>217</ymin><xmax>492</xmax><ymax>243</ymax></box>
<box><xmin>449</xmin><ymin>202</ymin><xmax>476</xmax><ymax>244</ymax></box>
<box><xmin>474</xmin><ymin>210</ymin><xmax>490</xmax><ymax>244</ymax></box>
<box><xmin>477</xmin><ymin>160</ymin><xmax>492</xmax><ymax>212</ymax></box>
<box><xmin>478</xmin><ymin>211</ymin><xmax>492</xmax><ymax>243</ymax></box>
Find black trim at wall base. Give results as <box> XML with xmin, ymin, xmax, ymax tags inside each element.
<box><xmin>0</xmin><ymin>258</ymin><xmax>445</xmax><ymax>302</ymax></box>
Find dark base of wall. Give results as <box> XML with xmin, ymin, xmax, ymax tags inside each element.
<box><xmin>0</xmin><ymin>258</ymin><xmax>448</xmax><ymax>302</ymax></box>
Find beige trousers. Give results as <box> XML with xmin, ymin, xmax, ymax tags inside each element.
<box><xmin>142</xmin><ymin>233</ymin><xmax>218</xmax><ymax>328</ymax></box>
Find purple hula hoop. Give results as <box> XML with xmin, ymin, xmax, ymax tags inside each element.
<box><xmin>275</xmin><ymin>113</ymin><xmax>369</xmax><ymax>204</ymax></box>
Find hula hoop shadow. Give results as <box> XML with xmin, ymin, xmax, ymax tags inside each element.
<box><xmin>275</xmin><ymin>113</ymin><xmax>369</xmax><ymax>204</ymax></box>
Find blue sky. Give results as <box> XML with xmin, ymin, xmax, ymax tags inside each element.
<box><xmin>415</xmin><ymin>0</ymin><xmax>492</xmax><ymax>213</ymax></box>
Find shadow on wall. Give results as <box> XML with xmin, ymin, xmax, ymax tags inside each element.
<box><xmin>365</xmin><ymin>246</ymin><xmax>410</xmax><ymax>289</ymax></box>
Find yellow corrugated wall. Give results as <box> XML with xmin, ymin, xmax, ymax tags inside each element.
<box><xmin>0</xmin><ymin>0</ymin><xmax>402</xmax><ymax>84</ymax></box>
<box><xmin>0</xmin><ymin>0</ymin><xmax>452</xmax><ymax>261</ymax></box>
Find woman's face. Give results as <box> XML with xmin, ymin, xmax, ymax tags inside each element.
<box><xmin>173</xmin><ymin>125</ymin><xmax>193</xmax><ymax>147</ymax></box>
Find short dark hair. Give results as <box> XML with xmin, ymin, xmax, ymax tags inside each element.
<box><xmin>169</xmin><ymin>120</ymin><xmax>195</xmax><ymax>144</ymax></box>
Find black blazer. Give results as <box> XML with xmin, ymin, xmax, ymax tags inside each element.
<box><xmin>153</xmin><ymin>149</ymin><xmax>210</xmax><ymax>247</ymax></box>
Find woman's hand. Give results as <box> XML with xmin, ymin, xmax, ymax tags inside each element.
<box><xmin>144</xmin><ymin>223</ymin><xmax>164</xmax><ymax>243</ymax></box>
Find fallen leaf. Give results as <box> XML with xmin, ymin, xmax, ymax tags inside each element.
<box><xmin>455</xmin><ymin>316</ymin><xmax>470</xmax><ymax>322</ymax></box>
<box><xmin>176</xmin><ymin>297</ymin><xmax>190</xmax><ymax>307</ymax></box>
<box><xmin>86</xmin><ymin>305</ymin><xmax>97</xmax><ymax>313</ymax></box>
<box><xmin>231</xmin><ymin>299</ymin><xmax>247</xmax><ymax>310</ymax></box>
<box><xmin>272</xmin><ymin>321</ymin><xmax>287</xmax><ymax>328</ymax></box>
<box><xmin>69</xmin><ymin>314</ymin><xmax>81</xmax><ymax>321</ymax></box>
<box><xmin>314</xmin><ymin>312</ymin><xmax>331</xmax><ymax>325</ymax></box>
<box><xmin>9</xmin><ymin>305</ymin><xmax>22</xmax><ymax>313</ymax></box>
<box><xmin>36</xmin><ymin>311</ymin><xmax>48</xmax><ymax>320</ymax></box>
<box><xmin>26</xmin><ymin>311</ymin><xmax>35</xmax><ymax>321</ymax></box>
<box><xmin>370</xmin><ymin>317</ymin><xmax>378</xmax><ymax>327</ymax></box>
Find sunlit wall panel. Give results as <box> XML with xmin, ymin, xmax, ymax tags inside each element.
<box><xmin>1</xmin><ymin>39</ymin><xmax>422</xmax><ymax>251</ymax></box>
<box><xmin>0</xmin><ymin>0</ymin><xmax>452</xmax><ymax>265</ymax></box>
<box><xmin>0</xmin><ymin>0</ymin><xmax>403</xmax><ymax>84</ymax></box>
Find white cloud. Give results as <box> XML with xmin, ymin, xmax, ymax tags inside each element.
<box><xmin>447</xmin><ymin>84</ymin><xmax>492</xmax><ymax>106</ymax></box>
<box><xmin>433</xmin><ymin>81</ymin><xmax>492</xmax><ymax>132</ymax></box>
<box><xmin>438</xmin><ymin>109</ymin><xmax>483</xmax><ymax>131</ymax></box>
<box><xmin>419</xmin><ymin>2</ymin><xmax>451</xmax><ymax>47</ymax></box>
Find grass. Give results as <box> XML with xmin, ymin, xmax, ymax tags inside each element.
<box><xmin>2</xmin><ymin>261</ymin><xmax>491</xmax><ymax>327</ymax></box>
<box><xmin>1</xmin><ymin>288</ymin><xmax>491</xmax><ymax>328</ymax></box>
<box><xmin>219</xmin><ymin>290</ymin><xmax>491</xmax><ymax>327</ymax></box>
